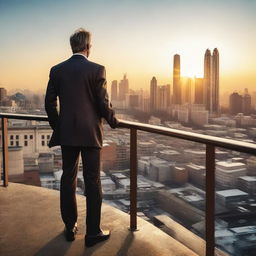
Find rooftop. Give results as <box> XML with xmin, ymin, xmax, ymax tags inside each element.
<box><xmin>216</xmin><ymin>189</ymin><xmax>248</xmax><ymax>197</ymax></box>
<box><xmin>0</xmin><ymin>183</ymin><xmax>198</xmax><ymax>256</ymax></box>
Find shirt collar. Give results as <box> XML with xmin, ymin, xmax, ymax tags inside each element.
<box><xmin>73</xmin><ymin>53</ymin><xmax>87</xmax><ymax>59</ymax></box>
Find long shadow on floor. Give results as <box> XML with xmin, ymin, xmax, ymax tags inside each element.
<box><xmin>116</xmin><ymin>232</ymin><xmax>134</xmax><ymax>256</ymax></box>
<box><xmin>82</xmin><ymin>232</ymin><xmax>134</xmax><ymax>256</ymax></box>
<box><xmin>34</xmin><ymin>233</ymin><xmax>71</xmax><ymax>256</ymax></box>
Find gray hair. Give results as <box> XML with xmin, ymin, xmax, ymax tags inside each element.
<box><xmin>70</xmin><ymin>28</ymin><xmax>91</xmax><ymax>53</ymax></box>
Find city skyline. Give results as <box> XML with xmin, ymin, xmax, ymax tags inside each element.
<box><xmin>0</xmin><ymin>0</ymin><xmax>256</xmax><ymax>93</ymax></box>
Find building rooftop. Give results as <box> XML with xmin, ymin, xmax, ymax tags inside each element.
<box><xmin>239</xmin><ymin>176</ymin><xmax>256</xmax><ymax>182</ymax></box>
<box><xmin>216</xmin><ymin>161</ymin><xmax>246</xmax><ymax>169</ymax></box>
<box><xmin>216</xmin><ymin>189</ymin><xmax>248</xmax><ymax>198</ymax></box>
<box><xmin>0</xmin><ymin>183</ymin><xmax>199</xmax><ymax>256</ymax></box>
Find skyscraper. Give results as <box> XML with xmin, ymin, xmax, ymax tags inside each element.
<box><xmin>150</xmin><ymin>77</ymin><xmax>157</xmax><ymax>111</ymax></box>
<box><xmin>212</xmin><ymin>48</ymin><xmax>219</xmax><ymax>113</ymax></box>
<box><xmin>203</xmin><ymin>48</ymin><xmax>220</xmax><ymax>114</ymax></box>
<box><xmin>118</xmin><ymin>74</ymin><xmax>129</xmax><ymax>101</ymax></box>
<box><xmin>204</xmin><ymin>49</ymin><xmax>212</xmax><ymax>110</ymax></box>
<box><xmin>173</xmin><ymin>54</ymin><xmax>181</xmax><ymax>104</ymax></box>
<box><xmin>194</xmin><ymin>78</ymin><xmax>204</xmax><ymax>104</ymax></box>
<box><xmin>157</xmin><ymin>85</ymin><xmax>169</xmax><ymax>111</ymax></box>
<box><xmin>111</xmin><ymin>80</ymin><xmax>118</xmax><ymax>101</ymax></box>
<box><xmin>182</xmin><ymin>77</ymin><xmax>192</xmax><ymax>104</ymax></box>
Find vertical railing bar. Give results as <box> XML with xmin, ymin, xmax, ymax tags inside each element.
<box><xmin>1</xmin><ymin>117</ymin><xmax>9</xmax><ymax>187</ymax></box>
<box><xmin>205</xmin><ymin>144</ymin><xmax>215</xmax><ymax>256</ymax></box>
<box><xmin>129</xmin><ymin>128</ymin><xmax>138</xmax><ymax>231</ymax></box>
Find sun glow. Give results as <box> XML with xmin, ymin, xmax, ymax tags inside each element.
<box><xmin>180</xmin><ymin>55</ymin><xmax>204</xmax><ymax>78</ymax></box>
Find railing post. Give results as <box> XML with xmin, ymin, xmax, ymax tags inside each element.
<box><xmin>1</xmin><ymin>117</ymin><xmax>9</xmax><ymax>187</ymax></box>
<box><xmin>129</xmin><ymin>128</ymin><xmax>138</xmax><ymax>231</ymax></box>
<box><xmin>205</xmin><ymin>144</ymin><xmax>215</xmax><ymax>256</ymax></box>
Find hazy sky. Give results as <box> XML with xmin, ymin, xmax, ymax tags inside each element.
<box><xmin>0</xmin><ymin>0</ymin><xmax>256</xmax><ymax>94</ymax></box>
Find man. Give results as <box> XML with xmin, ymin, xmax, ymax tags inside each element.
<box><xmin>45</xmin><ymin>28</ymin><xmax>119</xmax><ymax>247</ymax></box>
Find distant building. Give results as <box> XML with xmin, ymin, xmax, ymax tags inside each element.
<box><xmin>0</xmin><ymin>121</ymin><xmax>52</xmax><ymax>157</ymax></box>
<box><xmin>216</xmin><ymin>189</ymin><xmax>248</xmax><ymax>206</ymax></box>
<box><xmin>238</xmin><ymin>176</ymin><xmax>256</xmax><ymax>194</ymax></box>
<box><xmin>125</xmin><ymin>94</ymin><xmax>140</xmax><ymax>109</ymax></box>
<box><xmin>247</xmin><ymin>156</ymin><xmax>256</xmax><ymax>176</ymax></box>
<box><xmin>182</xmin><ymin>77</ymin><xmax>192</xmax><ymax>104</ymax></box>
<box><xmin>203</xmin><ymin>48</ymin><xmax>219</xmax><ymax>115</ymax></box>
<box><xmin>216</xmin><ymin>161</ymin><xmax>247</xmax><ymax>189</ymax></box>
<box><xmin>173</xmin><ymin>54</ymin><xmax>181</xmax><ymax>104</ymax></box>
<box><xmin>157</xmin><ymin>85</ymin><xmax>169</xmax><ymax>111</ymax></box>
<box><xmin>243</xmin><ymin>88</ymin><xmax>252</xmax><ymax>115</ymax></box>
<box><xmin>111</xmin><ymin>80</ymin><xmax>118</xmax><ymax>101</ymax></box>
<box><xmin>0</xmin><ymin>87</ymin><xmax>7</xmax><ymax>101</ymax></box>
<box><xmin>229</xmin><ymin>92</ymin><xmax>243</xmax><ymax>115</ymax></box>
<box><xmin>148</xmin><ymin>158</ymin><xmax>174</xmax><ymax>183</ymax></box>
<box><xmin>150</xmin><ymin>77</ymin><xmax>157</xmax><ymax>111</ymax></box>
<box><xmin>190</xmin><ymin>107</ymin><xmax>209</xmax><ymax>126</ymax></box>
<box><xmin>194</xmin><ymin>78</ymin><xmax>204</xmax><ymax>104</ymax></box>
<box><xmin>118</xmin><ymin>74</ymin><xmax>129</xmax><ymax>101</ymax></box>
<box><xmin>0</xmin><ymin>146</ymin><xmax>24</xmax><ymax>182</ymax></box>
<box><xmin>102</xmin><ymin>140</ymin><xmax>117</xmax><ymax>171</ymax></box>
<box><xmin>186</xmin><ymin>163</ymin><xmax>205</xmax><ymax>188</ymax></box>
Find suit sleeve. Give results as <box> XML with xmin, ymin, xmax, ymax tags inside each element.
<box><xmin>45</xmin><ymin>68</ymin><xmax>59</xmax><ymax>130</ymax></box>
<box><xmin>94</xmin><ymin>66</ymin><xmax>119</xmax><ymax>128</ymax></box>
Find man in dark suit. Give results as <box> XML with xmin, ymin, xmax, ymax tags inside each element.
<box><xmin>45</xmin><ymin>28</ymin><xmax>119</xmax><ymax>247</ymax></box>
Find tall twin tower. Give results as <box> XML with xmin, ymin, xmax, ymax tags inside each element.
<box><xmin>172</xmin><ymin>48</ymin><xmax>219</xmax><ymax>114</ymax></box>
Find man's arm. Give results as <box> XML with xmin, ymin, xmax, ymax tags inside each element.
<box><xmin>45</xmin><ymin>67</ymin><xmax>59</xmax><ymax>130</ymax></box>
<box><xmin>94</xmin><ymin>66</ymin><xmax>119</xmax><ymax>128</ymax></box>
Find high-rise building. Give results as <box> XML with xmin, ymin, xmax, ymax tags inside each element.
<box><xmin>203</xmin><ymin>48</ymin><xmax>219</xmax><ymax>115</ymax></box>
<box><xmin>118</xmin><ymin>74</ymin><xmax>129</xmax><ymax>101</ymax></box>
<box><xmin>194</xmin><ymin>78</ymin><xmax>204</xmax><ymax>104</ymax></box>
<box><xmin>173</xmin><ymin>54</ymin><xmax>181</xmax><ymax>104</ymax></box>
<box><xmin>0</xmin><ymin>87</ymin><xmax>7</xmax><ymax>101</ymax></box>
<box><xmin>150</xmin><ymin>77</ymin><xmax>157</xmax><ymax>111</ymax></box>
<box><xmin>180</xmin><ymin>77</ymin><xmax>192</xmax><ymax>104</ymax></box>
<box><xmin>183</xmin><ymin>78</ymin><xmax>192</xmax><ymax>104</ymax></box>
<box><xmin>229</xmin><ymin>92</ymin><xmax>243</xmax><ymax>115</ymax></box>
<box><xmin>157</xmin><ymin>85</ymin><xmax>169</xmax><ymax>111</ymax></box>
<box><xmin>166</xmin><ymin>83</ymin><xmax>171</xmax><ymax>106</ymax></box>
<box><xmin>111</xmin><ymin>80</ymin><xmax>118</xmax><ymax>101</ymax></box>
<box><xmin>243</xmin><ymin>88</ymin><xmax>252</xmax><ymax>115</ymax></box>
<box><xmin>212</xmin><ymin>48</ymin><xmax>219</xmax><ymax>113</ymax></box>
<box><xmin>204</xmin><ymin>49</ymin><xmax>211</xmax><ymax>110</ymax></box>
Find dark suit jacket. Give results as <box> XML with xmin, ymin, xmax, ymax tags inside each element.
<box><xmin>45</xmin><ymin>55</ymin><xmax>119</xmax><ymax>148</ymax></box>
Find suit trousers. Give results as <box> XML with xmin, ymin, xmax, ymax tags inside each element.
<box><xmin>60</xmin><ymin>145</ymin><xmax>102</xmax><ymax>236</ymax></box>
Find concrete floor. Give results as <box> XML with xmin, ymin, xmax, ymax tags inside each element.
<box><xmin>0</xmin><ymin>183</ymin><xmax>199</xmax><ymax>256</ymax></box>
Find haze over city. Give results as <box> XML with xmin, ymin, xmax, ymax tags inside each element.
<box><xmin>0</xmin><ymin>0</ymin><xmax>256</xmax><ymax>95</ymax></box>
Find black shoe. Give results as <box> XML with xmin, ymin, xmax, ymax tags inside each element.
<box><xmin>85</xmin><ymin>230</ymin><xmax>111</xmax><ymax>247</ymax></box>
<box><xmin>64</xmin><ymin>224</ymin><xmax>78</xmax><ymax>242</ymax></box>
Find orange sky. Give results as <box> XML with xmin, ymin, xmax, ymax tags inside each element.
<box><xmin>0</xmin><ymin>0</ymin><xmax>255</xmax><ymax>95</ymax></box>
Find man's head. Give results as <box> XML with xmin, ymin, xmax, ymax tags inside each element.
<box><xmin>70</xmin><ymin>28</ymin><xmax>91</xmax><ymax>57</ymax></box>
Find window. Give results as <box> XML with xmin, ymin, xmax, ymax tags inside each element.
<box><xmin>16</xmin><ymin>141</ymin><xmax>19</xmax><ymax>146</ymax></box>
<box><xmin>30</xmin><ymin>135</ymin><xmax>33</xmax><ymax>139</ymax></box>
<box><xmin>42</xmin><ymin>141</ymin><xmax>45</xmax><ymax>146</ymax></box>
<box><xmin>16</xmin><ymin>135</ymin><xmax>19</xmax><ymax>139</ymax></box>
<box><xmin>24</xmin><ymin>141</ymin><xmax>28</xmax><ymax>146</ymax></box>
<box><xmin>10</xmin><ymin>135</ymin><xmax>14</xmax><ymax>140</ymax></box>
<box><xmin>47</xmin><ymin>135</ymin><xmax>50</xmax><ymax>139</ymax></box>
<box><xmin>24</xmin><ymin>135</ymin><xmax>28</xmax><ymax>140</ymax></box>
<box><xmin>10</xmin><ymin>141</ymin><xmax>14</xmax><ymax>146</ymax></box>
<box><xmin>41</xmin><ymin>135</ymin><xmax>45</xmax><ymax>139</ymax></box>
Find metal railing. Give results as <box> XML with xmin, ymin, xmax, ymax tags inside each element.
<box><xmin>1</xmin><ymin>112</ymin><xmax>256</xmax><ymax>256</ymax></box>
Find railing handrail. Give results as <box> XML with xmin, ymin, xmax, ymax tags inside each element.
<box><xmin>1</xmin><ymin>112</ymin><xmax>256</xmax><ymax>155</ymax></box>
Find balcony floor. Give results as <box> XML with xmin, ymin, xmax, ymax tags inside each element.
<box><xmin>0</xmin><ymin>183</ymin><xmax>198</xmax><ymax>256</ymax></box>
